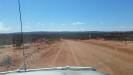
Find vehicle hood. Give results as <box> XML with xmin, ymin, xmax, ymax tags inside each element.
<box><xmin>0</xmin><ymin>67</ymin><xmax>108</xmax><ymax>75</ymax></box>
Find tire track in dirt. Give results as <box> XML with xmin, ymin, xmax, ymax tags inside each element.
<box><xmin>50</xmin><ymin>44</ymin><xmax>62</xmax><ymax>66</ymax></box>
<box><xmin>64</xmin><ymin>40</ymin><xmax>80</xmax><ymax>66</ymax></box>
<box><xmin>51</xmin><ymin>40</ymin><xmax>80</xmax><ymax>66</ymax></box>
<box><xmin>26</xmin><ymin>42</ymin><xmax>61</xmax><ymax>68</ymax></box>
<box><xmin>63</xmin><ymin>40</ymin><xmax>133</xmax><ymax>75</ymax></box>
<box><xmin>1</xmin><ymin>39</ymin><xmax>132</xmax><ymax>75</ymax></box>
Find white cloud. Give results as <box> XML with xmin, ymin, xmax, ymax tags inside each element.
<box><xmin>72</xmin><ymin>21</ymin><xmax>85</xmax><ymax>25</ymax></box>
<box><xmin>0</xmin><ymin>22</ymin><xmax>11</xmax><ymax>32</ymax></box>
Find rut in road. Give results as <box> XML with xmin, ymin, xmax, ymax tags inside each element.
<box><xmin>51</xmin><ymin>40</ymin><xmax>80</xmax><ymax>66</ymax></box>
<box><xmin>23</xmin><ymin>39</ymin><xmax>133</xmax><ymax>75</ymax></box>
<box><xmin>56</xmin><ymin>40</ymin><xmax>133</xmax><ymax>75</ymax></box>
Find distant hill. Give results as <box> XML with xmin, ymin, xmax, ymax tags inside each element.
<box><xmin>0</xmin><ymin>31</ymin><xmax>133</xmax><ymax>46</ymax></box>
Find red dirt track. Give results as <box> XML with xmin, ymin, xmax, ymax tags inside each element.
<box><xmin>0</xmin><ymin>39</ymin><xmax>133</xmax><ymax>75</ymax></box>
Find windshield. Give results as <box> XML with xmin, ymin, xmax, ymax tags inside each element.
<box><xmin>0</xmin><ymin>0</ymin><xmax>133</xmax><ymax>75</ymax></box>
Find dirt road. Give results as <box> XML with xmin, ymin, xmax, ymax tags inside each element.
<box><xmin>0</xmin><ymin>39</ymin><xmax>133</xmax><ymax>75</ymax></box>
<box><xmin>26</xmin><ymin>39</ymin><xmax>133</xmax><ymax>75</ymax></box>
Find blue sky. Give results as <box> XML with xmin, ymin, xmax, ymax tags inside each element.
<box><xmin>0</xmin><ymin>0</ymin><xmax>133</xmax><ymax>33</ymax></box>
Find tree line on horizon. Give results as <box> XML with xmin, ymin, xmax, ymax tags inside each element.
<box><xmin>0</xmin><ymin>31</ymin><xmax>132</xmax><ymax>46</ymax></box>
